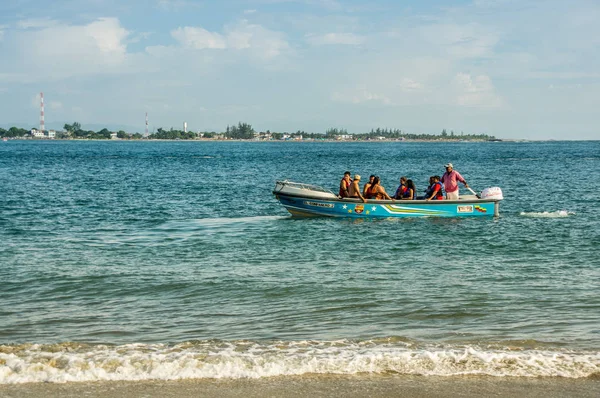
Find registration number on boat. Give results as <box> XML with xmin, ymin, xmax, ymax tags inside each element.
<box><xmin>457</xmin><ymin>205</ymin><xmax>474</xmax><ymax>213</ymax></box>
<box><xmin>304</xmin><ymin>201</ymin><xmax>334</xmax><ymax>208</ymax></box>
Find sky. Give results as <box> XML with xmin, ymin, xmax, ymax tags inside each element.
<box><xmin>0</xmin><ymin>0</ymin><xmax>599</xmax><ymax>140</ymax></box>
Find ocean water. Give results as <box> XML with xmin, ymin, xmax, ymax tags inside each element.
<box><xmin>0</xmin><ymin>140</ymin><xmax>599</xmax><ymax>384</ymax></box>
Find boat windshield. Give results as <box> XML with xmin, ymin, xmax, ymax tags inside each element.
<box><xmin>275</xmin><ymin>180</ymin><xmax>333</xmax><ymax>194</ymax></box>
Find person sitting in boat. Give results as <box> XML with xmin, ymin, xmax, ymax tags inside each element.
<box><xmin>363</xmin><ymin>175</ymin><xmax>375</xmax><ymax>197</ymax></box>
<box><xmin>348</xmin><ymin>174</ymin><xmax>367</xmax><ymax>203</ymax></box>
<box><xmin>399</xmin><ymin>179</ymin><xmax>416</xmax><ymax>200</ymax></box>
<box><xmin>418</xmin><ymin>176</ymin><xmax>434</xmax><ymax>200</ymax></box>
<box><xmin>367</xmin><ymin>176</ymin><xmax>393</xmax><ymax>200</ymax></box>
<box><xmin>393</xmin><ymin>176</ymin><xmax>408</xmax><ymax>199</ymax></box>
<box><xmin>425</xmin><ymin>176</ymin><xmax>444</xmax><ymax>201</ymax></box>
<box><xmin>339</xmin><ymin>171</ymin><xmax>351</xmax><ymax>198</ymax></box>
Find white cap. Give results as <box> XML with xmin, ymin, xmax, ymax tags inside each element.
<box><xmin>444</xmin><ymin>163</ymin><xmax>453</xmax><ymax>168</ymax></box>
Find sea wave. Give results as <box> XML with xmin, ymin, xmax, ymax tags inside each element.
<box><xmin>1</xmin><ymin>340</ymin><xmax>598</xmax><ymax>384</ymax></box>
<box><xmin>520</xmin><ymin>210</ymin><xmax>574</xmax><ymax>218</ymax></box>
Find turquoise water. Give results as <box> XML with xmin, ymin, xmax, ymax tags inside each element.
<box><xmin>0</xmin><ymin>140</ymin><xmax>599</xmax><ymax>383</ymax></box>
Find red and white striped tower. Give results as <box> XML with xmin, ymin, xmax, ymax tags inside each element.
<box><xmin>40</xmin><ymin>92</ymin><xmax>45</xmax><ymax>133</ymax></box>
<box><xmin>145</xmin><ymin>112</ymin><xmax>149</xmax><ymax>137</ymax></box>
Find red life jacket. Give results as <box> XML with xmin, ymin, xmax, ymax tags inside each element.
<box><xmin>339</xmin><ymin>178</ymin><xmax>350</xmax><ymax>197</ymax></box>
<box><xmin>432</xmin><ymin>181</ymin><xmax>443</xmax><ymax>199</ymax></box>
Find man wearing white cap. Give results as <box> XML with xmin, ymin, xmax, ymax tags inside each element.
<box><xmin>440</xmin><ymin>163</ymin><xmax>469</xmax><ymax>200</ymax></box>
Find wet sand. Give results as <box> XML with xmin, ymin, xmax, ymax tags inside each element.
<box><xmin>1</xmin><ymin>375</ymin><xmax>598</xmax><ymax>398</ymax></box>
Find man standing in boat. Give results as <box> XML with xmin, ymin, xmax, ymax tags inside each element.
<box><xmin>441</xmin><ymin>163</ymin><xmax>469</xmax><ymax>200</ymax></box>
<box><xmin>339</xmin><ymin>171</ymin><xmax>352</xmax><ymax>198</ymax></box>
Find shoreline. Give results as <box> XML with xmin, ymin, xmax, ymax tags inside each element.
<box><xmin>3</xmin><ymin>137</ymin><xmax>534</xmax><ymax>143</ymax></box>
<box><xmin>1</xmin><ymin>375</ymin><xmax>598</xmax><ymax>398</ymax></box>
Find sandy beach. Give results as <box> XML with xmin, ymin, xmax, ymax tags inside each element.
<box><xmin>1</xmin><ymin>375</ymin><xmax>599</xmax><ymax>398</ymax></box>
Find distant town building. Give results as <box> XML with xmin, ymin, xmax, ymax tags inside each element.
<box><xmin>47</xmin><ymin>130</ymin><xmax>56</xmax><ymax>139</ymax></box>
<box><xmin>31</xmin><ymin>129</ymin><xmax>44</xmax><ymax>138</ymax></box>
<box><xmin>110</xmin><ymin>132</ymin><xmax>118</xmax><ymax>140</ymax></box>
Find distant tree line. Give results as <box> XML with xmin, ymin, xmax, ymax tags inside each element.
<box><xmin>0</xmin><ymin>121</ymin><xmax>497</xmax><ymax>141</ymax></box>
<box><xmin>0</xmin><ymin>127</ymin><xmax>30</xmax><ymax>138</ymax></box>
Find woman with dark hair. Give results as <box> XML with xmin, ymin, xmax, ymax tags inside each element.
<box><xmin>368</xmin><ymin>176</ymin><xmax>393</xmax><ymax>200</ymax></box>
<box><xmin>401</xmin><ymin>179</ymin><xmax>416</xmax><ymax>200</ymax></box>
<box><xmin>394</xmin><ymin>176</ymin><xmax>407</xmax><ymax>199</ymax></box>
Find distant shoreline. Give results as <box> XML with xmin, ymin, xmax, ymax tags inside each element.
<box><xmin>2</xmin><ymin>137</ymin><xmax>522</xmax><ymax>143</ymax></box>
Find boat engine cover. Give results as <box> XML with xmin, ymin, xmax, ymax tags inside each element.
<box><xmin>481</xmin><ymin>187</ymin><xmax>503</xmax><ymax>200</ymax></box>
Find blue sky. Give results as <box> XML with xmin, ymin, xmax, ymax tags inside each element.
<box><xmin>0</xmin><ymin>0</ymin><xmax>599</xmax><ymax>139</ymax></box>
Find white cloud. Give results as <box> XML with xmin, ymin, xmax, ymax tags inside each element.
<box><xmin>85</xmin><ymin>18</ymin><xmax>129</xmax><ymax>55</ymax></box>
<box><xmin>26</xmin><ymin>17</ymin><xmax>128</xmax><ymax>61</ymax></box>
<box><xmin>331</xmin><ymin>88</ymin><xmax>391</xmax><ymax>104</ymax></box>
<box><xmin>244</xmin><ymin>9</ymin><xmax>257</xmax><ymax>14</ymax></box>
<box><xmin>399</xmin><ymin>78</ymin><xmax>423</xmax><ymax>92</ymax></box>
<box><xmin>17</xmin><ymin>18</ymin><xmax>58</xmax><ymax>29</ymax></box>
<box><xmin>171</xmin><ymin>21</ymin><xmax>289</xmax><ymax>59</ymax></box>
<box><xmin>172</xmin><ymin>27</ymin><xmax>227</xmax><ymax>49</ymax></box>
<box><xmin>453</xmin><ymin>73</ymin><xmax>504</xmax><ymax>108</ymax></box>
<box><xmin>2</xmin><ymin>18</ymin><xmax>131</xmax><ymax>82</ymax></box>
<box><xmin>306</xmin><ymin>32</ymin><xmax>364</xmax><ymax>46</ymax></box>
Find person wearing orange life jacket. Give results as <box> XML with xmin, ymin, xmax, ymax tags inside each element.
<box><xmin>368</xmin><ymin>176</ymin><xmax>394</xmax><ymax>200</ymax></box>
<box><xmin>426</xmin><ymin>175</ymin><xmax>444</xmax><ymax>201</ymax></box>
<box><xmin>339</xmin><ymin>171</ymin><xmax>352</xmax><ymax>198</ymax></box>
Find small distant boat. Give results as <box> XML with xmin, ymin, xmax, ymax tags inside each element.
<box><xmin>273</xmin><ymin>181</ymin><xmax>503</xmax><ymax>218</ymax></box>
<box><xmin>2</xmin><ymin>138</ymin><xmax>7</xmax><ymax>142</ymax></box>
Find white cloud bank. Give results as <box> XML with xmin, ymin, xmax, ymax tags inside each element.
<box><xmin>453</xmin><ymin>73</ymin><xmax>504</xmax><ymax>108</ymax></box>
<box><xmin>1</xmin><ymin>17</ymin><xmax>131</xmax><ymax>83</ymax></box>
<box><xmin>170</xmin><ymin>21</ymin><xmax>289</xmax><ymax>59</ymax></box>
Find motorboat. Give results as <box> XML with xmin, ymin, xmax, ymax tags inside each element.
<box><xmin>273</xmin><ymin>180</ymin><xmax>503</xmax><ymax>218</ymax></box>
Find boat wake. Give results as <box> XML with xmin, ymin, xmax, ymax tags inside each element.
<box><xmin>1</xmin><ymin>339</ymin><xmax>598</xmax><ymax>384</ymax></box>
<box><xmin>520</xmin><ymin>210</ymin><xmax>574</xmax><ymax>218</ymax></box>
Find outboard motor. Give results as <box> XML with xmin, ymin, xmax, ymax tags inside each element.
<box><xmin>480</xmin><ymin>187</ymin><xmax>503</xmax><ymax>200</ymax></box>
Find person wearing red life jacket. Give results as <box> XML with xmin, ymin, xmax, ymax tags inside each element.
<box><xmin>393</xmin><ymin>176</ymin><xmax>407</xmax><ymax>199</ymax></box>
<box><xmin>400</xmin><ymin>179</ymin><xmax>416</xmax><ymax>200</ymax></box>
<box><xmin>363</xmin><ymin>175</ymin><xmax>375</xmax><ymax>198</ymax></box>
<box><xmin>339</xmin><ymin>171</ymin><xmax>352</xmax><ymax>198</ymax></box>
<box><xmin>426</xmin><ymin>176</ymin><xmax>444</xmax><ymax>201</ymax></box>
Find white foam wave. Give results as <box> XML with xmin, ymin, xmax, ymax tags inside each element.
<box><xmin>1</xmin><ymin>341</ymin><xmax>598</xmax><ymax>384</ymax></box>
<box><xmin>520</xmin><ymin>210</ymin><xmax>574</xmax><ymax>218</ymax></box>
